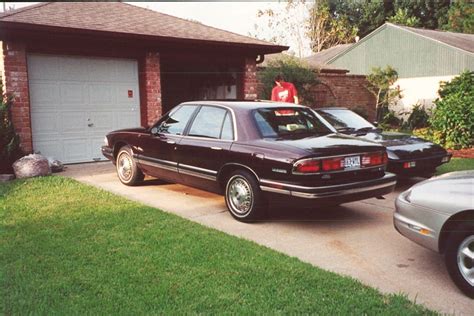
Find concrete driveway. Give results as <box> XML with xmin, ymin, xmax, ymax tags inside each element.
<box><xmin>63</xmin><ymin>162</ymin><xmax>473</xmax><ymax>314</ymax></box>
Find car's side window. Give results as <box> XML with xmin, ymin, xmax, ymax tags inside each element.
<box><xmin>188</xmin><ymin>106</ymin><xmax>229</xmax><ymax>139</ymax></box>
<box><xmin>220</xmin><ymin>112</ymin><xmax>234</xmax><ymax>140</ymax></box>
<box><xmin>157</xmin><ymin>105</ymin><xmax>198</xmax><ymax>135</ymax></box>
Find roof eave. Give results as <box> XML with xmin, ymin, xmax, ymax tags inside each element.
<box><xmin>0</xmin><ymin>21</ymin><xmax>288</xmax><ymax>55</ymax></box>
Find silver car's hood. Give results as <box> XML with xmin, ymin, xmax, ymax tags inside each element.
<box><xmin>406</xmin><ymin>171</ymin><xmax>474</xmax><ymax>215</ymax></box>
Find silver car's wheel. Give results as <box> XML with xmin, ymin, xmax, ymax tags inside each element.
<box><xmin>224</xmin><ymin>170</ymin><xmax>267</xmax><ymax>222</ymax></box>
<box><xmin>457</xmin><ymin>235</ymin><xmax>474</xmax><ymax>287</ymax></box>
<box><xmin>445</xmin><ymin>228</ymin><xmax>474</xmax><ymax>298</ymax></box>
<box><xmin>115</xmin><ymin>146</ymin><xmax>144</xmax><ymax>186</ymax></box>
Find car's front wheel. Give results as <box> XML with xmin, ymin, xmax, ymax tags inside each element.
<box><xmin>225</xmin><ymin>170</ymin><xmax>266</xmax><ymax>222</ymax></box>
<box><xmin>445</xmin><ymin>226</ymin><xmax>474</xmax><ymax>298</ymax></box>
<box><xmin>116</xmin><ymin>145</ymin><xmax>144</xmax><ymax>186</ymax></box>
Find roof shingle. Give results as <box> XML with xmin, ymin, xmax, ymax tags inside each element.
<box><xmin>0</xmin><ymin>2</ymin><xmax>287</xmax><ymax>52</ymax></box>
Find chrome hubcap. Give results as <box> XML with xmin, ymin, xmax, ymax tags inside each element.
<box><xmin>118</xmin><ymin>153</ymin><xmax>132</xmax><ymax>181</ymax></box>
<box><xmin>457</xmin><ymin>235</ymin><xmax>474</xmax><ymax>286</ymax></box>
<box><xmin>228</xmin><ymin>177</ymin><xmax>253</xmax><ymax>215</ymax></box>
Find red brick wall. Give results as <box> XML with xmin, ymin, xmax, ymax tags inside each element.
<box><xmin>311</xmin><ymin>73</ymin><xmax>376</xmax><ymax>121</ymax></box>
<box><xmin>2</xmin><ymin>41</ymin><xmax>32</xmax><ymax>153</ymax></box>
<box><xmin>139</xmin><ymin>52</ymin><xmax>162</xmax><ymax>126</ymax></box>
<box><xmin>243</xmin><ymin>57</ymin><xmax>257</xmax><ymax>100</ymax></box>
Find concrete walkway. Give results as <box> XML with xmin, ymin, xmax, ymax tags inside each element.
<box><xmin>63</xmin><ymin>162</ymin><xmax>473</xmax><ymax>314</ymax></box>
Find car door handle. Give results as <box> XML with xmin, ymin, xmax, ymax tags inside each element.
<box><xmin>211</xmin><ymin>147</ymin><xmax>222</xmax><ymax>151</ymax></box>
<box><xmin>166</xmin><ymin>140</ymin><xmax>176</xmax><ymax>144</ymax></box>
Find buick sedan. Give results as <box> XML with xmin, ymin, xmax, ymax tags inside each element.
<box><xmin>102</xmin><ymin>101</ymin><xmax>396</xmax><ymax>222</ymax></box>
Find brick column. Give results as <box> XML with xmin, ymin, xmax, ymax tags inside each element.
<box><xmin>243</xmin><ymin>57</ymin><xmax>257</xmax><ymax>100</ymax></box>
<box><xmin>139</xmin><ymin>52</ymin><xmax>162</xmax><ymax>126</ymax></box>
<box><xmin>3</xmin><ymin>41</ymin><xmax>32</xmax><ymax>153</ymax></box>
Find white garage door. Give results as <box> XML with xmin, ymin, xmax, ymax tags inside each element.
<box><xmin>28</xmin><ymin>54</ymin><xmax>140</xmax><ymax>163</ymax></box>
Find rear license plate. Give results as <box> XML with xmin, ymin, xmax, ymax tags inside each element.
<box><xmin>344</xmin><ymin>156</ymin><xmax>361</xmax><ymax>169</ymax></box>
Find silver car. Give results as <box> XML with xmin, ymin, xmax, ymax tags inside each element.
<box><xmin>394</xmin><ymin>171</ymin><xmax>474</xmax><ymax>298</ymax></box>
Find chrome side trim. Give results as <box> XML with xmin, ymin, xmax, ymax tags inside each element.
<box><xmin>137</xmin><ymin>158</ymin><xmax>178</xmax><ymax>172</ymax></box>
<box><xmin>290</xmin><ymin>181</ymin><xmax>396</xmax><ymax>199</ymax></box>
<box><xmin>260</xmin><ymin>175</ymin><xmax>394</xmax><ymax>191</ymax></box>
<box><xmin>179</xmin><ymin>168</ymin><xmax>217</xmax><ymax>181</ymax></box>
<box><xmin>259</xmin><ymin>181</ymin><xmax>396</xmax><ymax>199</ymax></box>
<box><xmin>179</xmin><ymin>163</ymin><xmax>218</xmax><ymax>175</ymax></box>
<box><xmin>260</xmin><ymin>186</ymin><xmax>292</xmax><ymax>195</ymax></box>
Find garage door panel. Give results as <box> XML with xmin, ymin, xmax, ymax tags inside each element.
<box><xmin>28</xmin><ymin>56</ymin><xmax>60</xmax><ymax>80</ymax></box>
<box><xmin>31</xmin><ymin>112</ymin><xmax>58</xmax><ymax>135</ymax></box>
<box><xmin>34</xmin><ymin>140</ymin><xmax>63</xmax><ymax>160</ymax></box>
<box><xmin>89</xmin><ymin>84</ymin><xmax>113</xmax><ymax>105</ymax></box>
<box><xmin>60</xmin><ymin>58</ymin><xmax>89</xmax><ymax>81</ymax></box>
<box><xmin>29</xmin><ymin>82</ymin><xmax>60</xmax><ymax>107</ymax></box>
<box><xmin>28</xmin><ymin>54</ymin><xmax>140</xmax><ymax>163</ymax></box>
<box><xmin>60</xmin><ymin>83</ymin><xmax>87</xmax><ymax>106</ymax></box>
<box><xmin>64</xmin><ymin>139</ymin><xmax>89</xmax><ymax>162</ymax></box>
<box><xmin>91</xmin><ymin>137</ymin><xmax>107</xmax><ymax>161</ymax></box>
<box><xmin>115</xmin><ymin>60</ymin><xmax>139</xmax><ymax>82</ymax></box>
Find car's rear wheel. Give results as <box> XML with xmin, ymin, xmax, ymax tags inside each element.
<box><xmin>445</xmin><ymin>226</ymin><xmax>474</xmax><ymax>298</ymax></box>
<box><xmin>225</xmin><ymin>170</ymin><xmax>266</xmax><ymax>222</ymax></box>
<box><xmin>116</xmin><ymin>145</ymin><xmax>144</xmax><ymax>186</ymax></box>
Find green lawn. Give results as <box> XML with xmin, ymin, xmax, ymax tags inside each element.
<box><xmin>1</xmin><ymin>177</ymin><xmax>435</xmax><ymax>315</ymax></box>
<box><xmin>436</xmin><ymin>158</ymin><xmax>474</xmax><ymax>175</ymax></box>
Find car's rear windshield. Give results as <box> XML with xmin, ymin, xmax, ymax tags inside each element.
<box><xmin>254</xmin><ymin>107</ymin><xmax>332</xmax><ymax>138</ymax></box>
<box><xmin>318</xmin><ymin>109</ymin><xmax>374</xmax><ymax>130</ymax></box>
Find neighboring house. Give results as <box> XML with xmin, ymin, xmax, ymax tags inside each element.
<box><xmin>325</xmin><ymin>23</ymin><xmax>474</xmax><ymax>116</ymax></box>
<box><xmin>0</xmin><ymin>2</ymin><xmax>286</xmax><ymax>163</ymax></box>
<box><xmin>303</xmin><ymin>44</ymin><xmax>352</xmax><ymax>72</ymax></box>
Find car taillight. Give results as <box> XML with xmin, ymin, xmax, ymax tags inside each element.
<box><xmin>362</xmin><ymin>152</ymin><xmax>387</xmax><ymax>167</ymax></box>
<box><xmin>294</xmin><ymin>160</ymin><xmax>320</xmax><ymax>174</ymax></box>
<box><xmin>322</xmin><ymin>157</ymin><xmax>344</xmax><ymax>171</ymax></box>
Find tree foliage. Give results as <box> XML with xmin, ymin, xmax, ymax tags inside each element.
<box><xmin>430</xmin><ymin>71</ymin><xmax>474</xmax><ymax>149</ymax></box>
<box><xmin>443</xmin><ymin>0</ymin><xmax>474</xmax><ymax>34</ymax></box>
<box><xmin>0</xmin><ymin>81</ymin><xmax>23</xmax><ymax>173</ymax></box>
<box><xmin>258</xmin><ymin>55</ymin><xmax>318</xmax><ymax>105</ymax></box>
<box><xmin>388</xmin><ymin>8</ymin><xmax>421</xmax><ymax>27</ymax></box>
<box><xmin>366</xmin><ymin>66</ymin><xmax>402</xmax><ymax>122</ymax></box>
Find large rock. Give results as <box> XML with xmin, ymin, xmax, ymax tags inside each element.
<box><xmin>13</xmin><ymin>154</ymin><xmax>51</xmax><ymax>179</ymax></box>
<box><xmin>47</xmin><ymin>157</ymin><xmax>64</xmax><ymax>173</ymax></box>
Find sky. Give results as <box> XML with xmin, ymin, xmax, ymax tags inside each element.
<box><xmin>2</xmin><ymin>1</ymin><xmax>312</xmax><ymax>56</ymax></box>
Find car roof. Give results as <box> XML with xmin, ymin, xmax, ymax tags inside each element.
<box><xmin>180</xmin><ymin>100</ymin><xmax>308</xmax><ymax>111</ymax></box>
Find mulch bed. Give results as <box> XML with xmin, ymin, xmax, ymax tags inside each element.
<box><xmin>448</xmin><ymin>147</ymin><xmax>474</xmax><ymax>159</ymax></box>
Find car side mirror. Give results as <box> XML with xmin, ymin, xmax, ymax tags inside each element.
<box><xmin>151</xmin><ymin>127</ymin><xmax>159</xmax><ymax>135</ymax></box>
<box><xmin>373</xmin><ymin>121</ymin><xmax>379</xmax><ymax>127</ymax></box>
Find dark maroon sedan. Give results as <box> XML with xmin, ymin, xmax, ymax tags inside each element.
<box><xmin>102</xmin><ymin>101</ymin><xmax>396</xmax><ymax>222</ymax></box>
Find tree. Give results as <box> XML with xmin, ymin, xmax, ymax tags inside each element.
<box><xmin>0</xmin><ymin>81</ymin><xmax>23</xmax><ymax>174</ymax></box>
<box><xmin>258</xmin><ymin>55</ymin><xmax>318</xmax><ymax>105</ymax></box>
<box><xmin>388</xmin><ymin>8</ymin><xmax>421</xmax><ymax>27</ymax></box>
<box><xmin>366</xmin><ymin>66</ymin><xmax>402</xmax><ymax>122</ymax></box>
<box><xmin>251</xmin><ymin>1</ymin><xmax>313</xmax><ymax>57</ymax></box>
<box><xmin>443</xmin><ymin>0</ymin><xmax>474</xmax><ymax>34</ymax></box>
<box><xmin>307</xmin><ymin>1</ymin><xmax>358</xmax><ymax>52</ymax></box>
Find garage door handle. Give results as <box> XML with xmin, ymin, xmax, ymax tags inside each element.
<box><xmin>88</xmin><ymin>123</ymin><xmax>94</xmax><ymax>127</ymax></box>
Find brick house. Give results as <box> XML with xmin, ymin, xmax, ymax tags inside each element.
<box><xmin>0</xmin><ymin>2</ymin><xmax>286</xmax><ymax>163</ymax></box>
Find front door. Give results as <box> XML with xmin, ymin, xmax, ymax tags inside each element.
<box><xmin>136</xmin><ymin>105</ymin><xmax>198</xmax><ymax>181</ymax></box>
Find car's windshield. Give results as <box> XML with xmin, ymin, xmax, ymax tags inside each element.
<box><xmin>254</xmin><ymin>107</ymin><xmax>332</xmax><ymax>139</ymax></box>
<box><xmin>318</xmin><ymin>109</ymin><xmax>375</xmax><ymax>131</ymax></box>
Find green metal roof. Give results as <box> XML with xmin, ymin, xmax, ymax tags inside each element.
<box><xmin>328</xmin><ymin>23</ymin><xmax>474</xmax><ymax>78</ymax></box>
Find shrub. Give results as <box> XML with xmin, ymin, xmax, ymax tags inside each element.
<box><xmin>430</xmin><ymin>71</ymin><xmax>474</xmax><ymax>149</ymax></box>
<box><xmin>402</xmin><ymin>104</ymin><xmax>430</xmax><ymax>130</ymax></box>
<box><xmin>0</xmin><ymin>81</ymin><xmax>23</xmax><ymax>173</ymax></box>
<box><xmin>379</xmin><ymin>109</ymin><xmax>402</xmax><ymax>130</ymax></box>
<box><xmin>258</xmin><ymin>55</ymin><xmax>318</xmax><ymax>105</ymax></box>
<box><xmin>351</xmin><ymin>106</ymin><xmax>370</xmax><ymax>120</ymax></box>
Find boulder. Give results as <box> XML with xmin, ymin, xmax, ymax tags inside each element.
<box><xmin>47</xmin><ymin>157</ymin><xmax>64</xmax><ymax>173</ymax></box>
<box><xmin>13</xmin><ymin>154</ymin><xmax>51</xmax><ymax>179</ymax></box>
